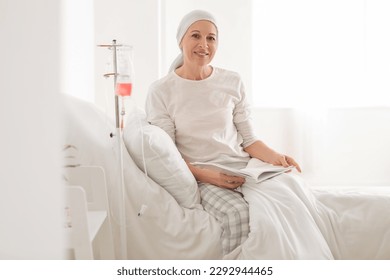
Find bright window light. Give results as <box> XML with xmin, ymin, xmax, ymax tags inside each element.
<box><xmin>252</xmin><ymin>0</ymin><xmax>390</xmax><ymax>107</ymax></box>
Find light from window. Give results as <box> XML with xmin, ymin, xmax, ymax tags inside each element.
<box><xmin>252</xmin><ymin>0</ymin><xmax>390</xmax><ymax>107</ymax></box>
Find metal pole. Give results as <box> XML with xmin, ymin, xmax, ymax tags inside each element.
<box><xmin>112</xmin><ymin>39</ymin><xmax>120</xmax><ymax>129</ymax></box>
<box><xmin>113</xmin><ymin>40</ymin><xmax>127</xmax><ymax>259</ymax></box>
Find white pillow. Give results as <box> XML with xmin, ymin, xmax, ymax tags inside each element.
<box><xmin>123</xmin><ymin>107</ymin><xmax>200</xmax><ymax>208</ymax></box>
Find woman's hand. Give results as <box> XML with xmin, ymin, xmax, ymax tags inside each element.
<box><xmin>244</xmin><ymin>140</ymin><xmax>302</xmax><ymax>173</ymax></box>
<box><xmin>267</xmin><ymin>153</ymin><xmax>302</xmax><ymax>173</ymax></box>
<box><xmin>187</xmin><ymin>164</ymin><xmax>245</xmax><ymax>189</ymax></box>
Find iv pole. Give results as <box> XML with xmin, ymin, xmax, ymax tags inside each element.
<box><xmin>97</xmin><ymin>39</ymin><xmax>128</xmax><ymax>259</ymax></box>
<box><xmin>99</xmin><ymin>39</ymin><xmax>121</xmax><ymax>127</ymax></box>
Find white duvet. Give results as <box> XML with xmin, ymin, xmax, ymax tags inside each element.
<box><xmin>227</xmin><ymin>174</ymin><xmax>390</xmax><ymax>259</ymax></box>
<box><xmin>63</xmin><ymin>95</ymin><xmax>390</xmax><ymax>259</ymax></box>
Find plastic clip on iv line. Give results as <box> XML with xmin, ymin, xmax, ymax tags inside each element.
<box><xmin>138</xmin><ymin>205</ymin><xmax>148</xmax><ymax>217</ymax></box>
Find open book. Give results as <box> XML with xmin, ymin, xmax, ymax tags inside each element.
<box><xmin>191</xmin><ymin>158</ymin><xmax>294</xmax><ymax>184</ymax></box>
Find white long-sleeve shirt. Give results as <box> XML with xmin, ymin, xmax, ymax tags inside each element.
<box><xmin>145</xmin><ymin>67</ymin><xmax>258</xmax><ymax>167</ymax></box>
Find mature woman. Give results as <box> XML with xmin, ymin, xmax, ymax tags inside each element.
<box><xmin>146</xmin><ymin>10</ymin><xmax>333</xmax><ymax>259</ymax></box>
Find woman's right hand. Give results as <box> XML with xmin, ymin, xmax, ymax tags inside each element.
<box><xmin>187</xmin><ymin>164</ymin><xmax>245</xmax><ymax>189</ymax></box>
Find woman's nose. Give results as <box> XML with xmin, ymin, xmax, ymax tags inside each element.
<box><xmin>198</xmin><ymin>38</ymin><xmax>208</xmax><ymax>48</ymax></box>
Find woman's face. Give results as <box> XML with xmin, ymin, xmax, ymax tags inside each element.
<box><xmin>180</xmin><ymin>20</ymin><xmax>218</xmax><ymax>68</ymax></box>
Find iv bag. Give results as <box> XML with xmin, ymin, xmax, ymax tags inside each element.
<box><xmin>116</xmin><ymin>45</ymin><xmax>134</xmax><ymax>97</ymax></box>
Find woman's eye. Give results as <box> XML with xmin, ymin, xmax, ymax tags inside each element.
<box><xmin>207</xmin><ymin>36</ymin><xmax>216</xmax><ymax>41</ymax></box>
<box><xmin>191</xmin><ymin>34</ymin><xmax>200</xmax><ymax>39</ymax></box>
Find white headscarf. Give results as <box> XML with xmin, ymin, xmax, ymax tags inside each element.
<box><xmin>169</xmin><ymin>10</ymin><xmax>218</xmax><ymax>73</ymax></box>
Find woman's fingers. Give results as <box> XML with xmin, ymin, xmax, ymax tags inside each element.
<box><xmin>285</xmin><ymin>156</ymin><xmax>302</xmax><ymax>173</ymax></box>
<box><xmin>219</xmin><ymin>174</ymin><xmax>245</xmax><ymax>189</ymax></box>
<box><xmin>280</xmin><ymin>156</ymin><xmax>290</xmax><ymax>168</ymax></box>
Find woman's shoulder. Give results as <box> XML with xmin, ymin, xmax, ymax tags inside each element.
<box><xmin>213</xmin><ymin>67</ymin><xmax>242</xmax><ymax>79</ymax></box>
<box><xmin>213</xmin><ymin>67</ymin><xmax>243</xmax><ymax>84</ymax></box>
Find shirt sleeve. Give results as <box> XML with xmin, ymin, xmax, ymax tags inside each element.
<box><xmin>233</xmin><ymin>78</ymin><xmax>258</xmax><ymax>148</ymax></box>
<box><xmin>145</xmin><ymin>84</ymin><xmax>176</xmax><ymax>143</ymax></box>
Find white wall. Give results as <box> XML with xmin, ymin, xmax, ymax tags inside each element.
<box><xmin>61</xmin><ymin>0</ymin><xmax>95</xmax><ymax>102</ymax></box>
<box><xmin>0</xmin><ymin>0</ymin><xmax>64</xmax><ymax>259</ymax></box>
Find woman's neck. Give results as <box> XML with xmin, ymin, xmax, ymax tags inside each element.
<box><xmin>175</xmin><ymin>65</ymin><xmax>213</xmax><ymax>80</ymax></box>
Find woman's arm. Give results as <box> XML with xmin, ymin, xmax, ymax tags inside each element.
<box><xmin>244</xmin><ymin>140</ymin><xmax>302</xmax><ymax>172</ymax></box>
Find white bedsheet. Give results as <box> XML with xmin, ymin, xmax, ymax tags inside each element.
<box><xmin>63</xmin><ymin>95</ymin><xmax>390</xmax><ymax>259</ymax></box>
<box><xmin>313</xmin><ymin>186</ymin><xmax>390</xmax><ymax>259</ymax></box>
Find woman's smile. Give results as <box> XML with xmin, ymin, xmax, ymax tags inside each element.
<box><xmin>194</xmin><ymin>50</ymin><xmax>209</xmax><ymax>57</ymax></box>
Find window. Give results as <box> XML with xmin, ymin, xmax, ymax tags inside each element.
<box><xmin>252</xmin><ymin>0</ymin><xmax>390</xmax><ymax>107</ymax></box>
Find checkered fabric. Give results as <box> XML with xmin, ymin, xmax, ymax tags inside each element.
<box><xmin>199</xmin><ymin>183</ymin><xmax>249</xmax><ymax>255</ymax></box>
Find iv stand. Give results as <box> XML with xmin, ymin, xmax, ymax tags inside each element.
<box><xmin>97</xmin><ymin>39</ymin><xmax>127</xmax><ymax>259</ymax></box>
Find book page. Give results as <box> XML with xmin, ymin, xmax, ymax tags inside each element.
<box><xmin>191</xmin><ymin>159</ymin><xmax>294</xmax><ymax>182</ymax></box>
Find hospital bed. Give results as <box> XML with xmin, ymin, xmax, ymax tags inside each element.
<box><xmin>62</xmin><ymin>94</ymin><xmax>390</xmax><ymax>260</ymax></box>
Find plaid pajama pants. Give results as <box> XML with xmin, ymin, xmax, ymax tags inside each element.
<box><xmin>199</xmin><ymin>183</ymin><xmax>250</xmax><ymax>255</ymax></box>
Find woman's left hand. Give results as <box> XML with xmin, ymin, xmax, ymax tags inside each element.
<box><xmin>270</xmin><ymin>153</ymin><xmax>302</xmax><ymax>173</ymax></box>
<box><xmin>244</xmin><ymin>141</ymin><xmax>302</xmax><ymax>172</ymax></box>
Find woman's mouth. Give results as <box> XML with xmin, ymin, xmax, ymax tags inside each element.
<box><xmin>194</xmin><ymin>51</ymin><xmax>209</xmax><ymax>57</ymax></box>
